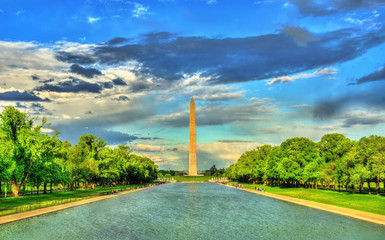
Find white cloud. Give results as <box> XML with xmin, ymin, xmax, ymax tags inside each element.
<box><xmin>88</xmin><ymin>17</ymin><xmax>101</xmax><ymax>23</ymax></box>
<box><xmin>41</xmin><ymin>128</ymin><xmax>54</xmax><ymax>133</ymax></box>
<box><xmin>132</xmin><ymin>3</ymin><xmax>149</xmax><ymax>18</ymax></box>
<box><xmin>289</xmin><ymin>104</ymin><xmax>311</xmax><ymax>108</ymax></box>
<box><xmin>207</xmin><ymin>0</ymin><xmax>217</xmax><ymax>5</ymax></box>
<box><xmin>266</xmin><ymin>68</ymin><xmax>338</xmax><ymax>85</ymax></box>
<box><xmin>16</xmin><ymin>10</ymin><xmax>25</xmax><ymax>16</ymax></box>
<box><xmin>62</xmin><ymin>114</ymin><xmax>72</xmax><ymax>119</ymax></box>
<box><xmin>133</xmin><ymin>144</ymin><xmax>166</xmax><ymax>152</ymax></box>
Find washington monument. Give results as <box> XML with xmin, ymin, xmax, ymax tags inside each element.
<box><xmin>189</xmin><ymin>97</ymin><xmax>197</xmax><ymax>176</ymax></box>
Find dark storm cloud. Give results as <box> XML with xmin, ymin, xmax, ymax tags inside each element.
<box><xmin>312</xmin><ymin>84</ymin><xmax>385</xmax><ymax>119</ymax></box>
<box><xmin>151</xmin><ymin>101</ymin><xmax>274</xmax><ymax>127</ymax></box>
<box><xmin>129</xmin><ymin>81</ymin><xmax>151</xmax><ymax>92</ymax></box>
<box><xmin>31</xmin><ymin>103</ymin><xmax>51</xmax><ymax>115</ymax></box>
<box><xmin>312</xmin><ymin>99</ymin><xmax>348</xmax><ymax>119</ymax></box>
<box><xmin>56</xmin><ymin>27</ymin><xmax>385</xmax><ymax>85</ymax></box>
<box><xmin>112</xmin><ymin>77</ymin><xmax>127</xmax><ymax>86</ymax></box>
<box><xmin>356</xmin><ymin>65</ymin><xmax>385</xmax><ymax>84</ymax></box>
<box><xmin>56</xmin><ymin>125</ymin><xmax>141</xmax><ymax>145</ymax></box>
<box><xmin>112</xmin><ymin>95</ymin><xmax>130</xmax><ymax>102</ymax></box>
<box><xmin>290</xmin><ymin>0</ymin><xmax>385</xmax><ymax>16</ymax></box>
<box><xmin>56</xmin><ymin>51</ymin><xmax>96</xmax><ymax>65</ymax></box>
<box><xmin>54</xmin><ymin>122</ymin><xmax>160</xmax><ymax>145</ymax></box>
<box><xmin>69</xmin><ymin>64</ymin><xmax>102</xmax><ymax>78</ymax></box>
<box><xmin>34</xmin><ymin>78</ymin><xmax>103</xmax><ymax>93</ymax></box>
<box><xmin>15</xmin><ymin>102</ymin><xmax>27</xmax><ymax>108</ymax></box>
<box><xmin>341</xmin><ymin>114</ymin><xmax>384</xmax><ymax>128</ymax></box>
<box><xmin>40</xmin><ymin>78</ymin><xmax>54</xmax><ymax>84</ymax></box>
<box><xmin>105</xmin><ymin>37</ymin><xmax>130</xmax><ymax>45</ymax></box>
<box><xmin>52</xmin><ymin>99</ymin><xmax>156</xmax><ymax>144</ymax></box>
<box><xmin>102</xmin><ymin>82</ymin><xmax>114</xmax><ymax>89</ymax></box>
<box><xmin>31</xmin><ymin>75</ymin><xmax>39</xmax><ymax>80</ymax></box>
<box><xmin>0</xmin><ymin>90</ymin><xmax>50</xmax><ymax>102</ymax></box>
<box><xmin>15</xmin><ymin>102</ymin><xmax>51</xmax><ymax>115</ymax></box>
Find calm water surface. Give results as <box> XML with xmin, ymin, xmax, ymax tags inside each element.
<box><xmin>1</xmin><ymin>183</ymin><xmax>385</xmax><ymax>240</ymax></box>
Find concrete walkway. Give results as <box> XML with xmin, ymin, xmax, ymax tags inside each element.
<box><xmin>223</xmin><ymin>184</ymin><xmax>385</xmax><ymax>226</ymax></box>
<box><xmin>0</xmin><ymin>186</ymin><xmax>155</xmax><ymax>225</ymax></box>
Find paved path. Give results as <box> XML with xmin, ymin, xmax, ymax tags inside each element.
<box><xmin>222</xmin><ymin>184</ymin><xmax>385</xmax><ymax>226</ymax></box>
<box><xmin>0</xmin><ymin>186</ymin><xmax>155</xmax><ymax>225</ymax></box>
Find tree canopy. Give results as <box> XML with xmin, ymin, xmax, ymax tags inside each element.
<box><xmin>0</xmin><ymin>106</ymin><xmax>158</xmax><ymax>197</ymax></box>
<box><xmin>226</xmin><ymin>134</ymin><xmax>385</xmax><ymax>195</ymax></box>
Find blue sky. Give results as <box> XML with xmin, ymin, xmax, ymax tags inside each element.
<box><xmin>1</xmin><ymin>0</ymin><xmax>385</xmax><ymax>170</ymax></box>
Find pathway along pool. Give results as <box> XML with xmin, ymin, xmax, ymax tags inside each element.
<box><xmin>1</xmin><ymin>183</ymin><xmax>385</xmax><ymax>240</ymax></box>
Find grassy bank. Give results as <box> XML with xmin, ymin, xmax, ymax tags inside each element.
<box><xmin>229</xmin><ymin>182</ymin><xmax>385</xmax><ymax>216</ymax></box>
<box><xmin>0</xmin><ymin>183</ymin><xmax>152</xmax><ymax>216</ymax></box>
<box><xmin>173</xmin><ymin>176</ymin><xmax>213</xmax><ymax>182</ymax></box>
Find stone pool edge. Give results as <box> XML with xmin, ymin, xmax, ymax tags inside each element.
<box><xmin>0</xmin><ymin>185</ymin><xmax>159</xmax><ymax>225</ymax></box>
<box><xmin>220</xmin><ymin>183</ymin><xmax>385</xmax><ymax>226</ymax></box>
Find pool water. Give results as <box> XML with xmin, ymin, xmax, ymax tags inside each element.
<box><xmin>1</xmin><ymin>183</ymin><xmax>384</xmax><ymax>240</ymax></box>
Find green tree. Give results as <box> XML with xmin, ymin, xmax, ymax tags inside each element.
<box><xmin>0</xmin><ymin>130</ymin><xmax>15</xmax><ymax>197</ymax></box>
<box><xmin>263</xmin><ymin>146</ymin><xmax>281</xmax><ymax>186</ymax></box>
<box><xmin>278</xmin><ymin>137</ymin><xmax>319</xmax><ymax>187</ymax></box>
<box><xmin>76</xmin><ymin>134</ymin><xmax>106</xmax><ymax>188</ymax></box>
<box><xmin>358</xmin><ymin>135</ymin><xmax>385</xmax><ymax>195</ymax></box>
<box><xmin>318</xmin><ymin>133</ymin><xmax>352</xmax><ymax>190</ymax></box>
<box><xmin>0</xmin><ymin>106</ymin><xmax>46</xmax><ymax>196</ymax></box>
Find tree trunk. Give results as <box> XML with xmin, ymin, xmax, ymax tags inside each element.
<box><xmin>359</xmin><ymin>183</ymin><xmax>362</xmax><ymax>194</ymax></box>
<box><xmin>368</xmin><ymin>181</ymin><xmax>372</xmax><ymax>195</ymax></box>
<box><xmin>351</xmin><ymin>184</ymin><xmax>354</xmax><ymax>194</ymax></box>
<box><xmin>50</xmin><ymin>182</ymin><xmax>53</xmax><ymax>194</ymax></box>
<box><xmin>4</xmin><ymin>182</ymin><xmax>7</xmax><ymax>198</ymax></box>
<box><xmin>315</xmin><ymin>182</ymin><xmax>318</xmax><ymax>189</ymax></box>
<box><xmin>36</xmin><ymin>185</ymin><xmax>39</xmax><ymax>195</ymax></box>
<box><xmin>22</xmin><ymin>184</ymin><xmax>26</xmax><ymax>196</ymax></box>
<box><xmin>0</xmin><ymin>181</ymin><xmax>2</xmax><ymax>196</ymax></box>
<box><xmin>11</xmin><ymin>182</ymin><xmax>20</xmax><ymax>197</ymax></box>
<box><xmin>376</xmin><ymin>179</ymin><xmax>380</xmax><ymax>195</ymax></box>
<box><xmin>43</xmin><ymin>182</ymin><xmax>48</xmax><ymax>194</ymax></box>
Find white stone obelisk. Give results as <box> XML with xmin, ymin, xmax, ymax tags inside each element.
<box><xmin>189</xmin><ymin>97</ymin><xmax>197</xmax><ymax>176</ymax></box>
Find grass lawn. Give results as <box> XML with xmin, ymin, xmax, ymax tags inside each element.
<box><xmin>173</xmin><ymin>176</ymin><xmax>213</xmax><ymax>182</ymax></box>
<box><xmin>229</xmin><ymin>182</ymin><xmax>385</xmax><ymax>216</ymax></box>
<box><xmin>0</xmin><ymin>183</ymin><xmax>152</xmax><ymax>216</ymax></box>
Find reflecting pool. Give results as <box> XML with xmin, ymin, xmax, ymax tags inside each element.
<box><xmin>1</xmin><ymin>183</ymin><xmax>385</xmax><ymax>240</ymax></box>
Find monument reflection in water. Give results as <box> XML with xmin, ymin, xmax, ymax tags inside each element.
<box><xmin>1</xmin><ymin>183</ymin><xmax>385</xmax><ymax>240</ymax></box>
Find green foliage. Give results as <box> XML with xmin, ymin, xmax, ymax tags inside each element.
<box><xmin>0</xmin><ymin>106</ymin><xmax>158</xmax><ymax>197</ymax></box>
<box><xmin>0</xmin><ymin>106</ymin><xmax>47</xmax><ymax>196</ymax></box>
<box><xmin>227</xmin><ymin>133</ymin><xmax>385</xmax><ymax>194</ymax></box>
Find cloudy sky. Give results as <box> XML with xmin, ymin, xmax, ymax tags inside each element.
<box><xmin>1</xmin><ymin>0</ymin><xmax>385</xmax><ymax>170</ymax></box>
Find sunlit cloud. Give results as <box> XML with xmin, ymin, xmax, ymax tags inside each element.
<box><xmin>88</xmin><ymin>17</ymin><xmax>101</xmax><ymax>23</ymax></box>
<box><xmin>132</xmin><ymin>3</ymin><xmax>149</xmax><ymax>18</ymax></box>
<box><xmin>266</xmin><ymin>68</ymin><xmax>338</xmax><ymax>85</ymax></box>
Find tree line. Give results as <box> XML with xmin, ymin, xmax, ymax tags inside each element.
<box><xmin>0</xmin><ymin>106</ymin><xmax>158</xmax><ymax>197</ymax></box>
<box><xmin>225</xmin><ymin>133</ymin><xmax>385</xmax><ymax>195</ymax></box>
